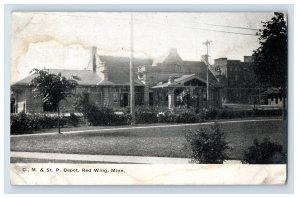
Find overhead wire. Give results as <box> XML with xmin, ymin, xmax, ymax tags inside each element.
<box><xmin>33</xmin><ymin>12</ymin><xmax>260</xmax><ymax>36</ymax></box>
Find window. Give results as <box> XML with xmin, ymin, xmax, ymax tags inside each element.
<box><xmin>113</xmin><ymin>92</ymin><xmax>118</xmax><ymax>103</ymax></box>
<box><xmin>120</xmin><ymin>93</ymin><xmax>129</xmax><ymax>107</ymax></box>
<box><xmin>203</xmin><ymin>92</ymin><xmax>207</xmax><ymax>101</ymax></box>
<box><xmin>135</xmin><ymin>93</ymin><xmax>144</xmax><ymax>106</ymax></box>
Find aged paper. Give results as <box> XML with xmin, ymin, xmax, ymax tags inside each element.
<box><xmin>10</xmin><ymin>12</ymin><xmax>288</xmax><ymax>185</ymax></box>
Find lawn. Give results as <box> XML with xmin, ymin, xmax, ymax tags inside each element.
<box><xmin>10</xmin><ymin>120</ymin><xmax>287</xmax><ymax>160</ymax></box>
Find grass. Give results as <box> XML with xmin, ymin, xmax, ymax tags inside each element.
<box><xmin>12</xmin><ymin>116</ymin><xmax>281</xmax><ymax>135</ymax></box>
<box><xmin>10</xmin><ymin>120</ymin><xmax>287</xmax><ymax>160</ymax></box>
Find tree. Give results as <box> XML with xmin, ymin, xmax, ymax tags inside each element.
<box><xmin>252</xmin><ymin>12</ymin><xmax>287</xmax><ymax>118</ymax></box>
<box><xmin>30</xmin><ymin>69</ymin><xmax>78</xmax><ymax>133</ymax></box>
<box><xmin>252</xmin><ymin>12</ymin><xmax>287</xmax><ymax>88</ymax></box>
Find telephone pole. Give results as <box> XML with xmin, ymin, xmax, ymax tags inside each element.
<box><xmin>130</xmin><ymin>13</ymin><xmax>136</xmax><ymax>125</ymax></box>
<box><xmin>203</xmin><ymin>40</ymin><xmax>212</xmax><ymax>106</ymax></box>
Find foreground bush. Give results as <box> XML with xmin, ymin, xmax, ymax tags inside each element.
<box><xmin>185</xmin><ymin>123</ymin><xmax>230</xmax><ymax>164</ymax></box>
<box><xmin>243</xmin><ymin>138</ymin><xmax>286</xmax><ymax>164</ymax></box>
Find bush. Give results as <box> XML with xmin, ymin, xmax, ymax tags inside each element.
<box><xmin>164</xmin><ymin>112</ymin><xmax>178</xmax><ymax>123</ymax></box>
<box><xmin>67</xmin><ymin>113</ymin><xmax>79</xmax><ymax>127</ymax></box>
<box><xmin>135</xmin><ymin>106</ymin><xmax>158</xmax><ymax>124</ymax></box>
<box><xmin>74</xmin><ymin>92</ymin><xmax>131</xmax><ymax>126</ymax></box>
<box><xmin>11</xmin><ymin>111</ymin><xmax>30</xmax><ymax>134</ymax></box>
<box><xmin>243</xmin><ymin>138</ymin><xmax>286</xmax><ymax>164</ymax></box>
<box><xmin>185</xmin><ymin>123</ymin><xmax>230</xmax><ymax>164</ymax></box>
<box><xmin>157</xmin><ymin>112</ymin><xmax>167</xmax><ymax>123</ymax></box>
<box><xmin>176</xmin><ymin>112</ymin><xmax>198</xmax><ymax>123</ymax></box>
<box><xmin>10</xmin><ymin>112</ymin><xmax>69</xmax><ymax>134</ymax></box>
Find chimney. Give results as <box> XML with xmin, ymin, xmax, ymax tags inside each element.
<box><xmin>90</xmin><ymin>46</ymin><xmax>97</xmax><ymax>72</ymax></box>
<box><xmin>90</xmin><ymin>46</ymin><xmax>109</xmax><ymax>81</ymax></box>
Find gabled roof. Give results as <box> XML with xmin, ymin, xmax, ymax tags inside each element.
<box><xmin>13</xmin><ymin>69</ymin><xmax>102</xmax><ymax>86</ymax></box>
<box><xmin>142</xmin><ymin>60</ymin><xmax>219</xmax><ymax>86</ymax></box>
<box><xmin>152</xmin><ymin>48</ymin><xmax>183</xmax><ymax>66</ymax></box>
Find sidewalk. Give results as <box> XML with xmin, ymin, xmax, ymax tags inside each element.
<box><xmin>11</xmin><ymin>151</ymin><xmax>191</xmax><ymax>164</ymax></box>
<box><xmin>11</xmin><ymin>151</ymin><xmax>242</xmax><ymax>164</ymax></box>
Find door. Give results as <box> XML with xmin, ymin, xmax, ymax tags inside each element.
<box><xmin>149</xmin><ymin>92</ymin><xmax>154</xmax><ymax>106</ymax></box>
<box><xmin>120</xmin><ymin>93</ymin><xmax>129</xmax><ymax>107</ymax></box>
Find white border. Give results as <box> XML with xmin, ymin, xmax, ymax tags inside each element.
<box><xmin>1</xmin><ymin>0</ymin><xmax>299</xmax><ymax>197</ymax></box>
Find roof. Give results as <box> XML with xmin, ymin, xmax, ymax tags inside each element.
<box><xmin>152</xmin><ymin>48</ymin><xmax>183</xmax><ymax>66</ymax></box>
<box><xmin>143</xmin><ymin>60</ymin><xmax>219</xmax><ymax>85</ymax></box>
<box><xmin>13</xmin><ymin>55</ymin><xmax>153</xmax><ymax>86</ymax></box>
<box><xmin>98</xmin><ymin>55</ymin><xmax>153</xmax><ymax>84</ymax></box>
<box><xmin>13</xmin><ymin>69</ymin><xmax>103</xmax><ymax>86</ymax></box>
<box><xmin>152</xmin><ymin>73</ymin><xmax>222</xmax><ymax>88</ymax></box>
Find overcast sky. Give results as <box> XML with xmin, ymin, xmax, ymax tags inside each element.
<box><xmin>11</xmin><ymin>12</ymin><xmax>276</xmax><ymax>83</ymax></box>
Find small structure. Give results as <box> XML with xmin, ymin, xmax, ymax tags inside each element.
<box><xmin>264</xmin><ymin>87</ymin><xmax>286</xmax><ymax>106</ymax></box>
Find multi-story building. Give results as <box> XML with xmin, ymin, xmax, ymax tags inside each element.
<box><xmin>213</xmin><ymin>56</ymin><xmax>257</xmax><ymax>104</ymax></box>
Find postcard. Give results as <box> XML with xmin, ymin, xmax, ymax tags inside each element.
<box><xmin>10</xmin><ymin>12</ymin><xmax>287</xmax><ymax>185</ymax></box>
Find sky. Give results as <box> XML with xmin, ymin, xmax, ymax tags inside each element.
<box><xmin>11</xmin><ymin>12</ymin><xmax>276</xmax><ymax>84</ymax></box>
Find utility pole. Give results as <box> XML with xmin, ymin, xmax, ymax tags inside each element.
<box><xmin>130</xmin><ymin>13</ymin><xmax>136</xmax><ymax>125</ymax></box>
<box><xmin>203</xmin><ymin>40</ymin><xmax>212</xmax><ymax>107</ymax></box>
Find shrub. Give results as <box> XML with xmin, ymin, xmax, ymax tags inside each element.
<box><xmin>110</xmin><ymin>113</ymin><xmax>132</xmax><ymax>125</ymax></box>
<box><xmin>10</xmin><ymin>112</ymin><xmax>68</xmax><ymax>134</ymax></box>
<box><xmin>74</xmin><ymin>92</ymin><xmax>131</xmax><ymax>126</ymax></box>
<box><xmin>243</xmin><ymin>138</ymin><xmax>286</xmax><ymax>164</ymax></box>
<box><xmin>185</xmin><ymin>123</ymin><xmax>230</xmax><ymax>164</ymax></box>
<box><xmin>11</xmin><ymin>111</ymin><xmax>30</xmax><ymax>134</ymax></box>
<box><xmin>157</xmin><ymin>112</ymin><xmax>166</xmax><ymax>123</ymax></box>
<box><xmin>176</xmin><ymin>112</ymin><xmax>198</xmax><ymax>123</ymax></box>
<box><xmin>135</xmin><ymin>106</ymin><xmax>158</xmax><ymax>124</ymax></box>
<box><xmin>198</xmin><ymin>108</ymin><xmax>218</xmax><ymax>120</ymax></box>
<box><xmin>67</xmin><ymin>113</ymin><xmax>79</xmax><ymax>127</ymax></box>
<box><xmin>164</xmin><ymin>112</ymin><xmax>179</xmax><ymax>123</ymax></box>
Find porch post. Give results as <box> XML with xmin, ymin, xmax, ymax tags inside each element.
<box><xmin>168</xmin><ymin>88</ymin><xmax>175</xmax><ymax>109</ymax></box>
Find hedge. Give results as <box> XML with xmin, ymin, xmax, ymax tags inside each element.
<box><xmin>11</xmin><ymin>107</ymin><xmax>283</xmax><ymax>134</ymax></box>
<box><xmin>11</xmin><ymin>112</ymin><xmax>77</xmax><ymax>134</ymax></box>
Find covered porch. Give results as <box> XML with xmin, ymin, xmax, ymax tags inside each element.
<box><xmin>151</xmin><ymin>74</ymin><xmax>222</xmax><ymax>110</ymax></box>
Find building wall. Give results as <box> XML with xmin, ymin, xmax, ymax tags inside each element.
<box><xmin>12</xmin><ymin>85</ymin><xmax>145</xmax><ymax>114</ymax></box>
<box><xmin>214</xmin><ymin>57</ymin><xmax>256</xmax><ymax>104</ymax></box>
